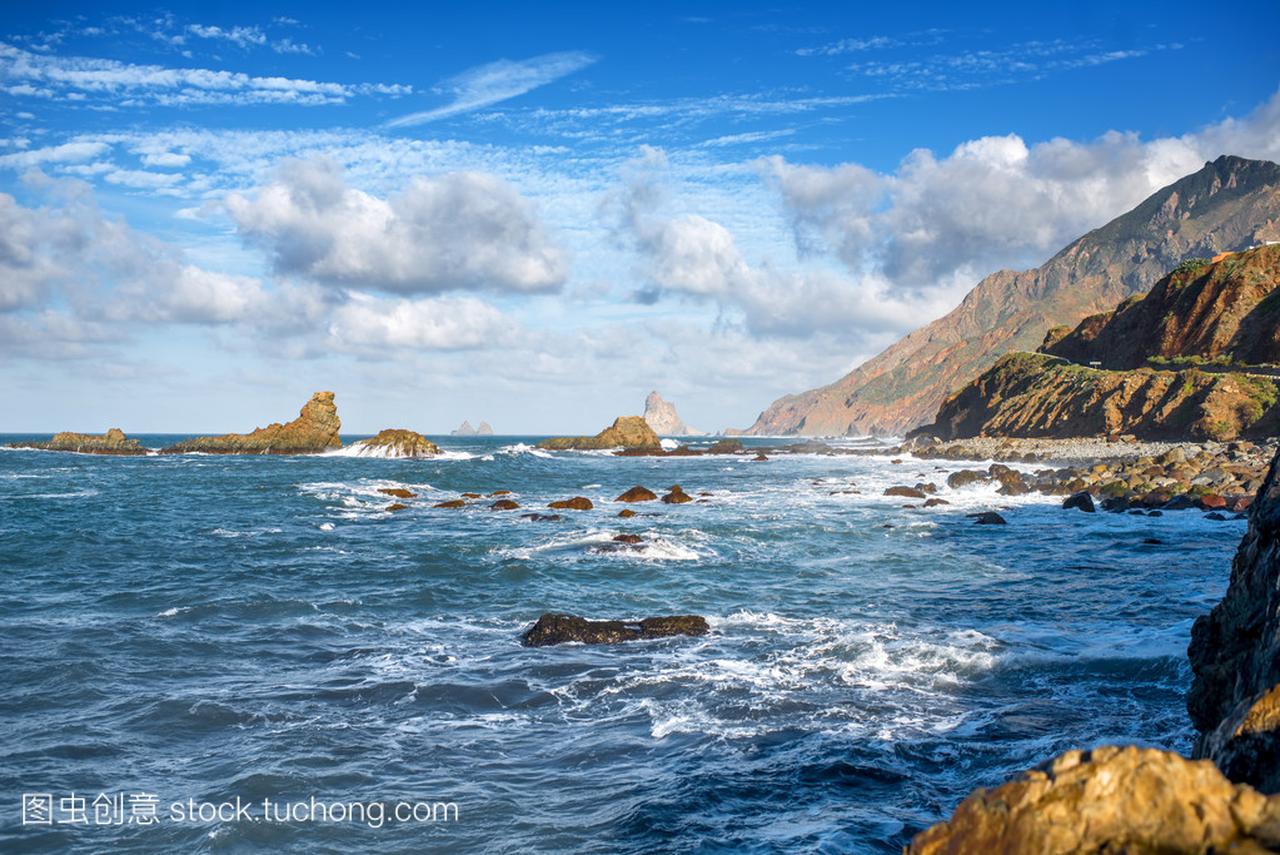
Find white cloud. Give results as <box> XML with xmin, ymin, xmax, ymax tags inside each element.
<box><xmin>386</xmin><ymin>50</ymin><xmax>597</xmax><ymax>127</ymax></box>
<box><xmin>327</xmin><ymin>293</ymin><xmax>515</xmax><ymax>351</ymax></box>
<box><xmin>186</xmin><ymin>24</ymin><xmax>267</xmax><ymax>48</ymax></box>
<box><xmin>224</xmin><ymin>158</ymin><xmax>568</xmax><ymax>294</ymax></box>
<box><xmin>0</xmin><ymin>141</ymin><xmax>109</xmax><ymax>168</ymax></box>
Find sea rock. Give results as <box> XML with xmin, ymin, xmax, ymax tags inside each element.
<box><xmin>972</xmin><ymin>511</ymin><xmax>1007</xmax><ymax>525</ymax></box>
<box><xmin>520</xmin><ymin>613</ymin><xmax>710</xmax><ymax>647</ymax></box>
<box><xmin>385</xmin><ymin>503</ymin><xmax>409</xmax><ymax>512</ymax></box>
<box><xmin>885</xmin><ymin>486</ymin><xmax>927</xmax><ymax>499</ymax></box>
<box><xmin>617</xmin><ymin>509</ymin><xmax>637</xmax><ymax>518</ymax></box>
<box><xmin>520</xmin><ymin>513</ymin><xmax>561</xmax><ymax>522</ymax></box>
<box><xmin>462</xmin><ymin>492</ymin><xmax>482</xmax><ymax>499</ymax></box>
<box><xmin>612</xmin><ymin>534</ymin><xmax>643</xmax><ymax>544</ymax></box>
<box><xmin>490</xmin><ymin>499</ymin><xmax>520</xmax><ymax>510</ymax></box>
<box><xmin>549</xmin><ymin>497</ymin><xmax>593</xmax><ymax>510</ymax></box>
<box><xmin>433</xmin><ymin>499</ymin><xmax>466</xmax><ymax>509</ymax></box>
<box><xmin>661</xmin><ymin>485</ymin><xmax>693</xmax><ymax>504</ymax></box>
<box><xmin>707</xmin><ymin>439</ymin><xmax>744</xmax><ymax>454</ymax></box>
<box><xmin>489</xmin><ymin>490</ymin><xmax>512</xmax><ymax>497</ymax></box>
<box><xmin>6</xmin><ymin>427</ymin><xmax>150</xmax><ymax>455</ymax></box>
<box><xmin>476</xmin><ymin>421</ymin><xmax>494</xmax><ymax>436</ymax></box>
<box><xmin>907</xmin><ymin>745</ymin><xmax>1280</xmax><ymax>853</ymax></box>
<box><xmin>348</xmin><ymin>428</ymin><xmax>439</xmax><ymax>458</ymax></box>
<box><xmin>377</xmin><ymin>487</ymin><xmax>417</xmax><ymax>499</ymax></box>
<box><xmin>642</xmin><ymin>391</ymin><xmax>701</xmax><ymax>435</ymax></box>
<box><xmin>161</xmin><ymin>391</ymin><xmax>341</xmax><ymax>455</ymax></box>
<box><xmin>615</xmin><ymin>486</ymin><xmax>658</xmax><ymax>503</ymax></box>
<box><xmin>537</xmin><ymin>416</ymin><xmax>662</xmax><ymax>452</ymax></box>
<box><xmin>1062</xmin><ymin>491</ymin><xmax>1096</xmax><ymax>513</ymax></box>
<box><xmin>923</xmin><ymin>498</ymin><xmax>951</xmax><ymax>507</ymax></box>
<box><xmin>947</xmin><ymin>470</ymin><xmax>988</xmax><ymax>489</ymax></box>
<box><xmin>753</xmin><ymin>453</ymin><xmax>769</xmax><ymax>461</ymax></box>
<box><xmin>989</xmin><ymin>464</ymin><xmax>1030</xmax><ymax>496</ymax></box>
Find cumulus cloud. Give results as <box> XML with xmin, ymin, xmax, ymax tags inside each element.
<box><xmin>386</xmin><ymin>50</ymin><xmax>597</xmax><ymax>127</ymax></box>
<box><xmin>327</xmin><ymin>293</ymin><xmax>515</xmax><ymax>352</ymax></box>
<box><xmin>224</xmin><ymin>158</ymin><xmax>567</xmax><ymax>294</ymax></box>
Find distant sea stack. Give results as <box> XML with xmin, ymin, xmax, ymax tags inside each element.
<box><xmin>740</xmin><ymin>155</ymin><xmax>1280</xmax><ymax>437</ymax></box>
<box><xmin>6</xmin><ymin>428</ymin><xmax>148</xmax><ymax>455</ymax></box>
<box><xmin>538</xmin><ymin>416</ymin><xmax>661</xmax><ymax>451</ymax></box>
<box><xmin>642</xmin><ymin>391</ymin><xmax>701</xmax><ymax>436</ymax></box>
<box><xmin>347</xmin><ymin>429</ymin><xmax>440</xmax><ymax>458</ymax></box>
<box><xmin>160</xmin><ymin>391</ymin><xmax>341</xmax><ymax>455</ymax></box>
<box><xmin>916</xmin><ymin>246</ymin><xmax>1280</xmax><ymax>441</ymax></box>
<box><xmin>452</xmin><ymin>420</ymin><xmax>494</xmax><ymax>436</ymax></box>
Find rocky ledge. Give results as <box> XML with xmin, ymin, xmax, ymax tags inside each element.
<box><xmin>6</xmin><ymin>427</ymin><xmax>148</xmax><ymax>455</ymax></box>
<box><xmin>160</xmin><ymin>392</ymin><xmax>341</xmax><ymax>455</ymax></box>
<box><xmin>521</xmin><ymin>613</ymin><xmax>709</xmax><ymax>647</ymax></box>
<box><xmin>537</xmin><ymin>416</ymin><xmax>661</xmax><ymax>452</ymax></box>
<box><xmin>348</xmin><ymin>429</ymin><xmax>440</xmax><ymax>458</ymax></box>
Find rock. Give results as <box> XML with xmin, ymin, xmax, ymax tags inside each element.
<box><xmin>462</xmin><ymin>492</ymin><xmax>482</xmax><ymax>499</ymax></box>
<box><xmin>661</xmin><ymin>485</ymin><xmax>693</xmax><ymax>504</ymax></box>
<box><xmin>923</xmin><ymin>498</ymin><xmax>951</xmax><ymax>508</ymax></box>
<box><xmin>885</xmin><ymin>486</ymin><xmax>927</xmax><ymax>499</ymax></box>
<box><xmin>489</xmin><ymin>490</ymin><xmax>512</xmax><ymax>497</ymax></box>
<box><xmin>615</xmin><ymin>486</ymin><xmax>658</xmax><ymax>503</ymax></box>
<box><xmin>6</xmin><ymin>427</ymin><xmax>149</xmax><ymax>455</ymax></box>
<box><xmin>947</xmin><ymin>470</ymin><xmax>988</xmax><ymax>489</ymax></box>
<box><xmin>520</xmin><ymin>613</ymin><xmax>709</xmax><ymax>647</ymax></box>
<box><xmin>617</xmin><ymin>509</ymin><xmax>637</xmax><ymax>518</ymax></box>
<box><xmin>549</xmin><ymin>497</ymin><xmax>593</xmax><ymax>510</ymax></box>
<box><xmin>490</xmin><ymin>499</ymin><xmax>520</xmax><ymax>510</ymax></box>
<box><xmin>377</xmin><ymin>488</ymin><xmax>417</xmax><ymax>499</ymax></box>
<box><xmin>707</xmin><ymin>439</ymin><xmax>744</xmax><ymax>454</ymax></box>
<box><xmin>1199</xmin><ymin>685</ymin><xmax>1280</xmax><ymax>795</ymax></box>
<box><xmin>451</xmin><ymin>420</ymin><xmax>477</xmax><ymax>436</ymax></box>
<box><xmin>642</xmin><ymin>391</ymin><xmax>701</xmax><ymax>435</ymax></box>
<box><xmin>520</xmin><ymin>513</ymin><xmax>561</xmax><ymax>522</ymax></box>
<box><xmin>1062</xmin><ymin>491</ymin><xmax>1096</xmax><ymax>513</ymax></box>
<box><xmin>907</xmin><ymin>745</ymin><xmax>1280</xmax><ymax>854</ymax></box>
<box><xmin>537</xmin><ymin>416</ymin><xmax>661</xmax><ymax>452</ymax></box>
<box><xmin>612</xmin><ymin>534</ymin><xmax>643</xmax><ymax>544</ymax></box>
<box><xmin>785</xmin><ymin>440</ymin><xmax>834</xmax><ymax>455</ymax></box>
<box><xmin>1234</xmin><ymin>496</ymin><xmax>1256</xmax><ymax>513</ymax></box>
<box><xmin>989</xmin><ymin>464</ymin><xmax>1030</xmax><ymax>496</ymax></box>
<box><xmin>476</xmin><ymin>421</ymin><xmax>494</xmax><ymax>436</ymax></box>
<box><xmin>161</xmin><ymin>391</ymin><xmax>342</xmax><ymax>455</ymax></box>
<box><xmin>1206</xmin><ymin>511</ymin><xmax>1229</xmax><ymax>521</ymax></box>
<box><xmin>972</xmin><ymin>511</ymin><xmax>1007</xmax><ymax>525</ymax></box>
<box><xmin>349</xmin><ymin>429</ymin><xmax>439</xmax><ymax>458</ymax></box>
<box><xmin>753</xmin><ymin>453</ymin><xmax>769</xmax><ymax>461</ymax></box>
<box><xmin>1201</xmin><ymin>493</ymin><xmax>1229</xmax><ymax>510</ymax></box>
<box><xmin>433</xmin><ymin>499</ymin><xmax>466</xmax><ymax>509</ymax></box>
<box><xmin>385</xmin><ymin>503</ymin><xmax>409</xmax><ymax>512</ymax></box>
<box><xmin>1144</xmin><ymin>537</ymin><xmax>1164</xmax><ymax>544</ymax></box>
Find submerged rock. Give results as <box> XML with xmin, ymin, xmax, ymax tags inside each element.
<box><xmin>520</xmin><ymin>613</ymin><xmax>710</xmax><ymax>647</ymax></box>
<box><xmin>971</xmin><ymin>511</ymin><xmax>1008</xmax><ymax>525</ymax></box>
<box><xmin>490</xmin><ymin>499</ymin><xmax>520</xmax><ymax>510</ymax></box>
<box><xmin>549</xmin><ymin>497</ymin><xmax>593</xmax><ymax>510</ymax></box>
<box><xmin>433</xmin><ymin>499</ymin><xmax>466</xmax><ymax>509</ymax></box>
<box><xmin>615</xmin><ymin>486</ymin><xmax>658</xmax><ymax>503</ymax></box>
<box><xmin>1062</xmin><ymin>491</ymin><xmax>1096</xmax><ymax>513</ymax></box>
<box><xmin>385</xmin><ymin>503</ymin><xmax>409</xmax><ymax>512</ymax></box>
<box><xmin>707</xmin><ymin>439</ymin><xmax>744</xmax><ymax>454</ymax></box>
<box><xmin>885</xmin><ymin>486</ymin><xmax>927</xmax><ymax>499</ymax></box>
<box><xmin>520</xmin><ymin>513</ymin><xmax>561</xmax><ymax>522</ymax></box>
<box><xmin>537</xmin><ymin>416</ymin><xmax>661</xmax><ymax>452</ymax></box>
<box><xmin>7</xmin><ymin>427</ymin><xmax>149</xmax><ymax>455</ymax></box>
<box><xmin>349</xmin><ymin>429</ymin><xmax>439</xmax><ymax>458</ymax></box>
<box><xmin>161</xmin><ymin>391</ymin><xmax>341</xmax><ymax>455</ymax></box>
<box><xmin>661</xmin><ymin>485</ymin><xmax>693</xmax><ymax>504</ymax></box>
<box><xmin>377</xmin><ymin>487</ymin><xmax>417</xmax><ymax>499</ymax></box>
<box><xmin>907</xmin><ymin>745</ymin><xmax>1280</xmax><ymax>853</ymax></box>
<box><xmin>617</xmin><ymin>509</ymin><xmax>637</xmax><ymax>518</ymax></box>
<box><xmin>612</xmin><ymin>534</ymin><xmax>643</xmax><ymax>544</ymax></box>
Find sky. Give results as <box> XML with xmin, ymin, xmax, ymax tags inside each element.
<box><xmin>1</xmin><ymin>1</ymin><xmax>1278</xmax><ymax>434</ymax></box>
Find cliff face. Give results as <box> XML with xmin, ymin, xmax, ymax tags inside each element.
<box><xmin>7</xmin><ymin>427</ymin><xmax>148</xmax><ymax>455</ymax></box>
<box><xmin>537</xmin><ymin>416</ymin><xmax>661</xmax><ymax>451</ymax></box>
<box><xmin>642</xmin><ymin>391</ymin><xmax>700</xmax><ymax>435</ymax></box>
<box><xmin>160</xmin><ymin>392</ymin><xmax>342</xmax><ymax>454</ymax></box>
<box><xmin>741</xmin><ymin>156</ymin><xmax>1280</xmax><ymax>437</ymax></box>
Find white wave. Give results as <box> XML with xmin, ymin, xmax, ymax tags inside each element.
<box><xmin>318</xmin><ymin>522</ymin><xmax>335</xmax><ymax>532</ymax></box>
<box><xmin>496</xmin><ymin>443</ymin><xmax>554</xmax><ymax>459</ymax></box>
<box><xmin>494</xmin><ymin>529</ymin><xmax>707</xmax><ymax>562</ymax></box>
<box><xmin>660</xmin><ymin>438</ymin><xmax>680</xmax><ymax>451</ymax></box>
<box><xmin>156</xmin><ymin>606</ymin><xmax>189</xmax><ymax>618</ymax></box>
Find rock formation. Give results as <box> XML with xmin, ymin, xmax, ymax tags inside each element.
<box><xmin>476</xmin><ymin>421</ymin><xmax>494</xmax><ymax>436</ymax></box>
<box><xmin>521</xmin><ymin>613</ymin><xmax>710</xmax><ymax>647</ymax></box>
<box><xmin>537</xmin><ymin>416</ymin><xmax>661</xmax><ymax>451</ymax></box>
<box><xmin>347</xmin><ymin>429</ymin><xmax>440</xmax><ymax>458</ymax></box>
<box><xmin>160</xmin><ymin>392</ymin><xmax>341</xmax><ymax>455</ymax></box>
<box><xmin>7</xmin><ymin>428</ymin><xmax>148</xmax><ymax>455</ymax></box>
<box><xmin>642</xmin><ymin>391</ymin><xmax>701</xmax><ymax>435</ymax></box>
<box><xmin>740</xmin><ymin>156</ymin><xmax>1280</xmax><ymax>436</ymax></box>
<box><xmin>615</xmin><ymin>485</ymin><xmax>658</xmax><ymax>502</ymax></box>
<box><xmin>452</xmin><ymin>420</ymin><xmax>476</xmax><ymax>436</ymax></box>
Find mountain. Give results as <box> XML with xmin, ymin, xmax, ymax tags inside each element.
<box><xmin>642</xmin><ymin>391</ymin><xmax>701</xmax><ymax>435</ymax></box>
<box><xmin>916</xmin><ymin>245</ymin><xmax>1280</xmax><ymax>441</ymax></box>
<box><xmin>741</xmin><ymin>155</ymin><xmax>1280</xmax><ymax>437</ymax></box>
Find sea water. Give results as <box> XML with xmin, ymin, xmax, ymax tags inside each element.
<box><xmin>0</xmin><ymin>435</ymin><xmax>1244</xmax><ymax>852</ymax></box>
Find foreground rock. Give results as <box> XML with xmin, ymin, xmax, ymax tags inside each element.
<box><xmin>7</xmin><ymin>427</ymin><xmax>148</xmax><ymax>455</ymax></box>
<box><xmin>349</xmin><ymin>429</ymin><xmax>440</xmax><ymax>458</ymax></box>
<box><xmin>161</xmin><ymin>392</ymin><xmax>341</xmax><ymax>455</ymax></box>
<box><xmin>907</xmin><ymin>745</ymin><xmax>1280</xmax><ymax>853</ymax></box>
<box><xmin>642</xmin><ymin>391</ymin><xmax>701</xmax><ymax>435</ymax></box>
<box><xmin>537</xmin><ymin>416</ymin><xmax>661</xmax><ymax>452</ymax></box>
<box><xmin>549</xmin><ymin>497</ymin><xmax>593</xmax><ymax>510</ymax></box>
<box><xmin>521</xmin><ymin>613</ymin><xmax>709</xmax><ymax>647</ymax></box>
<box><xmin>661</xmin><ymin>485</ymin><xmax>693</xmax><ymax>504</ymax></box>
<box><xmin>615</xmin><ymin>485</ymin><xmax>658</xmax><ymax>503</ymax></box>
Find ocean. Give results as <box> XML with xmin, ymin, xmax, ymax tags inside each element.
<box><xmin>0</xmin><ymin>435</ymin><xmax>1245</xmax><ymax>852</ymax></box>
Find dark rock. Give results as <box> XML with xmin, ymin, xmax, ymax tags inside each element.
<box><xmin>923</xmin><ymin>498</ymin><xmax>951</xmax><ymax>508</ymax></box>
<box><xmin>1062</xmin><ymin>491</ymin><xmax>1096</xmax><ymax>513</ymax></box>
<box><xmin>1102</xmin><ymin>496</ymin><xmax>1131</xmax><ymax>512</ymax></box>
<box><xmin>707</xmin><ymin>439</ymin><xmax>744</xmax><ymax>454</ymax></box>
<box><xmin>433</xmin><ymin>499</ymin><xmax>466</xmax><ymax>509</ymax></box>
<box><xmin>885</xmin><ymin>486</ymin><xmax>927</xmax><ymax>499</ymax></box>
<box><xmin>1163</xmin><ymin>494</ymin><xmax>1198</xmax><ymax>511</ymax></box>
<box><xmin>615</xmin><ymin>486</ymin><xmax>658</xmax><ymax>503</ymax></box>
<box><xmin>971</xmin><ymin>511</ymin><xmax>1008</xmax><ymax>525</ymax></box>
<box><xmin>989</xmin><ymin>464</ymin><xmax>1030</xmax><ymax>496</ymax></box>
<box><xmin>490</xmin><ymin>490</ymin><xmax>512</xmax><ymax>497</ymax></box>
<box><xmin>1143</xmin><ymin>538</ymin><xmax>1163</xmax><ymax>545</ymax></box>
<box><xmin>462</xmin><ymin>492</ymin><xmax>482</xmax><ymax>499</ymax></box>
<box><xmin>378</xmin><ymin>488</ymin><xmax>416</xmax><ymax>499</ymax></box>
<box><xmin>385</xmin><ymin>503</ymin><xmax>409</xmax><ymax>512</ymax></box>
<box><xmin>947</xmin><ymin>470</ymin><xmax>988</xmax><ymax>489</ymax></box>
<box><xmin>612</xmin><ymin>534</ymin><xmax>643</xmax><ymax>544</ymax></box>
<box><xmin>617</xmin><ymin>509</ymin><xmax>637</xmax><ymax>518</ymax></box>
<box><xmin>521</xmin><ymin>613</ymin><xmax>709</xmax><ymax>647</ymax></box>
<box><xmin>661</xmin><ymin>485</ymin><xmax>693</xmax><ymax>504</ymax></box>
<box><xmin>1147</xmin><ymin>510</ymin><xmax>1164</xmax><ymax>517</ymax></box>
<box><xmin>520</xmin><ymin>513</ymin><xmax>562</xmax><ymax>522</ymax></box>
<box><xmin>753</xmin><ymin>453</ymin><xmax>769</xmax><ymax>461</ymax></box>
<box><xmin>490</xmin><ymin>499</ymin><xmax>520</xmax><ymax>510</ymax></box>
<box><xmin>549</xmin><ymin>497</ymin><xmax>593</xmax><ymax>510</ymax></box>
<box><xmin>1206</xmin><ymin>511</ymin><xmax>1229</xmax><ymax>521</ymax></box>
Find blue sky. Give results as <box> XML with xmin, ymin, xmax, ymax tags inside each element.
<box><xmin>1</xmin><ymin>1</ymin><xmax>1278</xmax><ymax>433</ymax></box>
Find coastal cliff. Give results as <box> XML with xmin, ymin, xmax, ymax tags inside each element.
<box><xmin>642</xmin><ymin>391</ymin><xmax>700</xmax><ymax>435</ymax></box>
<box><xmin>538</xmin><ymin>416</ymin><xmax>661</xmax><ymax>451</ymax></box>
<box><xmin>160</xmin><ymin>392</ymin><xmax>342</xmax><ymax>455</ymax></box>
<box><xmin>918</xmin><ymin>246</ymin><xmax>1280</xmax><ymax>441</ymax></box>
<box><xmin>740</xmin><ymin>155</ymin><xmax>1280</xmax><ymax>437</ymax></box>
<box><xmin>7</xmin><ymin>427</ymin><xmax>148</xmax><ymax>455</ymax></box>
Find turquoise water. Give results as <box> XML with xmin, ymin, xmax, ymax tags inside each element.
<box><xmin>0</xmin><ymin>435</ymin><xmax>1245</xmax><ymax>852</ymax></box>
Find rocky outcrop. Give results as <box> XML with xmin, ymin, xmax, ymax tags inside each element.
<box><xmin>615</xmin><ymin>485</ymin><xmax>658</xmax><ymax>502</ymax></box>
<box><xmin>7</xmin><ymin>427</ymin><xmax>148</xmax><ymax>455</ymax></box>
<box><xmin>452</xmin><ymin>420</ymin><xmax>494</xmax><ymax>436</ymax></box>
<box><xmin>643</xmin><ymin>391</ymin><xmax>701</xmax><ymax>435</ymax></box>
<box><xmin>476</xmin><ymin>421</ymin><xmax>494</xmax><ymax>436</ymax></box>
<box><xmin>740</xmin><ymin>156</ymin><xmax>1280</xmax><ymax>437</ymax></box>
<box><xmin>161</xmin><ymin>392</ymin><xmax>341</xmax><ymax>455</ymax></box>
<box><xmin>521</xmin><ymin>613</ymin><xmax>710</xmax><ymax>647</ymax></box>
<box><xmin>348</xmin><ymin>429</ymin><xmax>440</xmax><ymax>458</ymax></box>
<box><xmin>1189</xmin><ymin>445</ymin><xmax>1280</xmax><ymax>792</ymax></box>
<box><xmin>537</xmin><ymin>416</ymin><xmax>661</xmax><ymax>451</ymax></box>
<box><xmin>908</xmin><ymin>746</ymin><xmax>1280</xmax><ymax>853</ymax></box>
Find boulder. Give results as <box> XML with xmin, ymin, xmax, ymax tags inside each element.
<box><xmin>907</xmin><ymin>746</ymin><xmax>1280</xmax><ymax>854</ymax></box>
<box><xmin>612</xmin><ymin>534</ymin><xmax>643</xmax><ymax>544</ymax></box>
<box><xmin>348</xmin><ymin>429</ymin><xmax>439</xmax><ymax>458</ymax></box>
<box><xmin>161</xmin><ymin>391</ymin><xmax>342</xmax><ymax>455</ymax></box>
<box><xmin>972</xmin><ymin>511</ymin><xmax>1008</xmax><ymax>525</ymax></box>
<box><xmin>462</xmin><ymin>492</ymin><xmax>482</xmax><ymax>499</ymax></box>
<box><xmin>7</xmin><ymin>427</ymin><xmax>149</xmax><ymax>455</ymax></box>
<box><xmin>885</xmin><ymin>486</ymin><xmax>927</xmax><ymax>499</ymax></box>
<box><xmin>490</xmin><ymin>490</ymin><xmax>512</xmax><ymax>497</ymax></box>
<box><xmin>537</xmin><ymin>416</ymin><xmax>661</xmax><ymax>452</ymax></box>
<box><xmin>753</xmin><ymin>453</ymin><xmax>769</xmax><ymax>461</ymax></box>
<box><xmin>661</xmin><ymin>485</ymin><xmax>693</xmax><ymax>504</ymax></box>
<box><xmin>549</xmin><ymin>497</ymin><xmax>593</xmax><ymax>510</ymax></box>
<box><xmin>923</xmin><ymin>498</ymin><xmax>951</xmax><ymax>508</ymax></box>
<box><xmin>617</xmin><ymin>509</ymin><xmax>638</xmax><ymax>518</ymax></box>
<box><xmin>385</xmin><ymin>503</ymin><xmax>409</xmax><ymax>512</ymax></box>
<box><xmin>615</xmin><ymin>486</ymin><xmax>658</xmax><ymax>503</ymax></box>
<box><xmin>1200</xmin><ymin>493</ymin><xmax>1229</xmax><ymax>510</ymax></box>
<box><xmin>377</xmin><ymin>488</ymin><xmax>417</xmax><ymax>499</ymax></box>
<box><xmin>433</xmin><ymin>499</ymin><xmax>466</xmax><ymax>509</ymax></box>
<box><xmin>490</xmin><ymin>499</ymin><xmax>520</xmax><ymax>510</ymax></box>
<box><xmin>989</xmin><ymin>463</ymin><xmax>1030</xmax><ymax>496</ymax></box>
<box><xmin>947</xmin><ymin>470</ymin><xmax>988</xmax><ymax>489</ymax></box>
<box><xmin>707</xmin><ymin>439</ymin><xmax>744</xmax><ymax>454</ymax></box>
<box><xmin>1062</xmin><ymin>491</ymin><xmax>1096</xmax><ymax>513</ymax></box>
<box><xmin>520</xmin><ymin>513</ymin><xmax>562</xmax><ymax>522</ymax></box>
<box><xmin>520</xmin><ymin>613</ymin><xmax>710</xmax><ymax>647</ymax></box>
